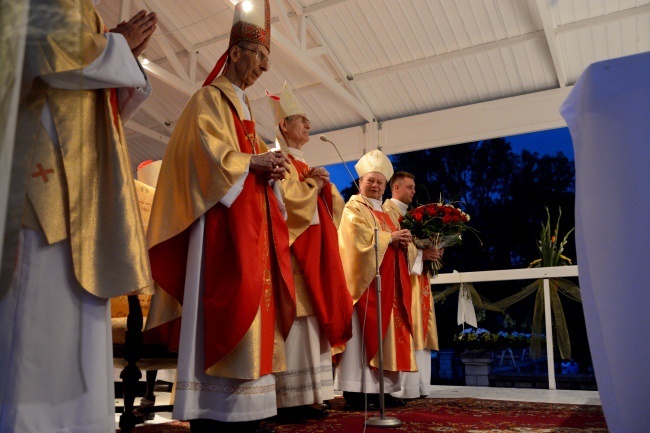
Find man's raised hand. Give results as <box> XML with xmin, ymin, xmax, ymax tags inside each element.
<box><xmin>109</xmin><ymin>10</ymin><xmax>157</xmax><ymax>58</ymax></box>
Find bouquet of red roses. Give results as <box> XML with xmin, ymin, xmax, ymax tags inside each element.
<box><xmin>399</xmin><ymin>202</ymin><xmax>471</xmax><ymax>275</ymax></box>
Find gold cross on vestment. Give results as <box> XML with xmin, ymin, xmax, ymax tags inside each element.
<box><xmin>32</xmin><ymin>163</ymin><xmax>54</xmax><ymax>183</ymax></box>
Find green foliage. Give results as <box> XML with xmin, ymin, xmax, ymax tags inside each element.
<box><xmin>529</xmin><ymin>207</ymin><xmax>575</xmax><ymax>267</ymax></box>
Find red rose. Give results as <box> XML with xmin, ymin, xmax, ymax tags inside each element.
<box><xmin>414</xmin><ymin>212</ymin><xmax>423</xmax><ymax>222</ymax></box>
<box><xmin>442</xmin><ymin>215</ymin><xmax>452</xmax><ymax>224</ymax></box>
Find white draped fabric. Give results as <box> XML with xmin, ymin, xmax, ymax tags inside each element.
<box><xmin>560</xmin><ymin>51</ymin><xmax>650</xmax><ymax>433</ymax></box>
<box><xmin>391</xmin><ymin>349</ymin><xmax>431</xmax><ymax>399</ymax></box>
<box><xmin>334</xmin><ymin>310</ymin><xmax>400</xmax><ymax>394</ymax></box>
<box><xmin>275</xmin><ymin>316</ymin><xmax>334</xmax><ymax>408</ymax></box>
<box><xmin>171</xmin><ymin>217</ymin><xmax>278</xmax><ymax>423</ymax></box>
<box><xmin>0</xmin><ymin>229</ymin><xmax>114</xmax><ymax>433</ymax></box>
<box><xmin>457</xmin><ymin>282</ymin><xmax>477</xmax><ymax>328</ymax></box>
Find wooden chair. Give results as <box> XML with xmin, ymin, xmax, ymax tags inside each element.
<box><xmin>112</xmin><ymin>295</ymin><xmax>177</xmax><ymax>432</ymax></box>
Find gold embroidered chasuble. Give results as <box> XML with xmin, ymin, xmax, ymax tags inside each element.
<box><xmin>146</xmin><ymin>75</ymin><xmax>295</xmax><ymax>379</ymax></box>
<box><xmin>1</xmin><ymin>0</ymin><xmax>152</xmax><ymax>298</ymax></box>
<box><xmin>383</xmin><ymin>199</ymin><xmax>439</xmax><ymax>351</ymax></box>
<box><xmin>145</xmin><ymin>75</ymin><xmax>255</xmax><ymax>332</ymax></box>
<box><xmin>275</xmin><ymin>136</ymin><xmax>345</xmax><ymax>317</ymax></box>
<box><xmin>338</xmin><ymin>195</ymin><xmax>418</xmax><ymax>371</ymax></box>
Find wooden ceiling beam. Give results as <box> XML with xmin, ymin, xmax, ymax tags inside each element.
<box><xmin>535</xmin><ymin>0</ymin><xmax>567</xmax><ymax>87</ymax></box>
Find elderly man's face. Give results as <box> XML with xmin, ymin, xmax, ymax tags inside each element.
<box><xmin>233</xmin><ymin>43</ymin><xmax>270</xmax><ymax>89</ymax></box>
<box><xmin>281</xmin><ymin>114</ymin><xmax>311</xmax><ymax>149</ymax></box>
<box><xmin>360</xmin><ymin>172</ymin><xmax>387</xmax><ymax>200</ymax></box>
<box><xmin>393</xmin><ymin>177</ymin><xmax>416</xmax><ymax>205</ymax></box>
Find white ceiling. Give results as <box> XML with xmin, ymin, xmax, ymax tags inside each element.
<box><xmin>95</xmin><ymin>0</ymin><xmax>650</xmax><ymax>170</ymax></box>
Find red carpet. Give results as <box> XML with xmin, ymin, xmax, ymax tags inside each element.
<box><xmin>123</xmin><ymin>397</ymin><xmax>608</xmax><ymax>432</ymax></box>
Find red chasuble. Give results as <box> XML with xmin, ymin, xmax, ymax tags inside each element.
<box><xmin>356</xmin><ymin>210</ymin><xmax>414</xmax><ymax>370</ymax></box>
<box><xmin>148</xmin><ymin>109</ymin><xmax>295</xmax><ymax>375</ymax></box>
<box><xmin>288</xmin><ymin>157</ymin><xmax>353</xmax><ymax>348</ymax></box>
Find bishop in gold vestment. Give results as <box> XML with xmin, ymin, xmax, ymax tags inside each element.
<box><xmin>267</xmin><ymin>84</ymin><xmax>353</xmax><ymax>421</ymax></box>
<box><xmin>0</xmin><ymin>1</ymin><xmax>156</xmax><ymax>432</ymax></box>
<box><xmin>334</xmin><ymin>151</ymin><xmax>418</xmax><ymax>409</ymax></box>
<box><xmin>144</xmin><ymin>2</ymin><xmax>296</xmax><ymax>432</ymax></box>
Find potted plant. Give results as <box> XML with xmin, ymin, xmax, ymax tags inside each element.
<box><xmin>453</xmin><ymin>327</ymin><xmax>497</xmax><ymax>386</ymax></box>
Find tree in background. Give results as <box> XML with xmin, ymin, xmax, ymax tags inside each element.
<box><xmin>338</xmin><ymin>137</ymin><xmax>589</xmax><ymax>369</ymax></box>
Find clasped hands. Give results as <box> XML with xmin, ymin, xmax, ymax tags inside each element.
<box><xmin>308</xmin><ymin>166</ymin><xmax>330</xmax><ymax>191</ymax></box>
<box><xmin>109</xmin><ymin>10</ymin><xmax>158</xmax><ymax>58</ymax></box>
<box><xmin>391</xmin><ymin>229</ymin><xmax>412</xmax><ymax>249</ymax></box>
<box><xmin>250</xmin><ymin>150</ymin><xmax>291</xmax><ymax>181</ymax></box>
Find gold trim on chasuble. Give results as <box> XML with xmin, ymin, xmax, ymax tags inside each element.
<box><xmin>368</xmin><ymin>210</ymin><xmax>417</xmax><ymax>372</ymax></box>
<box><xmin>383</xmin><ymin>199</ymin><xmax>439</xmax><ymax>351</ymax></box>
<box><xmin>145</xmin><ymin>78</ymin><xmax>255</xmax><ymax>333</ymax></box>
<box><xmin>206</xmin><ymin>181</ymin><xmax>287</xmax><ymax>379</ymax></box>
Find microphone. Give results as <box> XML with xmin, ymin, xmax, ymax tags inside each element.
<box><xmin>321</xmin><ymin>135</ymin><xmax>400</xmax><ymax>427</ymax></box>
<box><xmin>319</xmin><ymin>135</ymin><xmax>360</xmax><ymax>193</ymax></box>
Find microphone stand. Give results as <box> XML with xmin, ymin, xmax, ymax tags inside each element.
<box><xmin>320</xmin><ymin>136</ymin><xmax>401</xmax><ymax>428</ymax></box>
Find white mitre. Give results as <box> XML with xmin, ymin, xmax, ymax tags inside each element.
<box><xmin>354</xmin><ymin>149</ymin><xmax>394</xmax><ymax>182</ymax></box>
<box><xmin>267</xmin><ymin>82</ymin><xmax>305</xmax><ymax>125</ymax></box>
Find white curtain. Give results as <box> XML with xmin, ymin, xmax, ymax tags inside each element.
<box><xmin>560</xmin><ymin>52</ymin><xmax>650</xmax><ymax>433</ymax></box>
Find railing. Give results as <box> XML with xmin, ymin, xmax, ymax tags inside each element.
<box><xmin>430</xmin><ymin>265</ymin><xmax>579</xmax><ymax>390</ymax></box>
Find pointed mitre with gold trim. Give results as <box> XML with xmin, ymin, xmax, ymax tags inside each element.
<box><xmin>266</xmin><ymin>82</ymin><xmax>305</xmax><ymax>125</ymax></box>
<box><xmin>203</xmin><ymin>0</ymin><xmax>271</xmax><ymax>86</ymax></box>
<box><xmin>355</xmin><ymin>150</ymin><xmax>394</xmax><ymax>182</ymax></box>
<box><xmin>229</xmin><ymin>0</ymin><xmax>271</xmax><ymax>51</ymax></box>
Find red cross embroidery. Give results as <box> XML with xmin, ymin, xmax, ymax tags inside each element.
<box><xmin>31</xmin><ymin>163</ymin><xmax>54</xmax><ymax>183</ymax></box>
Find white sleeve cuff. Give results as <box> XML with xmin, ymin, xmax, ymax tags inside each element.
<box><xmin>271</xmin><ymin>180</ymin><xmax>288</xmax><ymax>220</ymax></box>
<box><xmin>411</xmin><ymin>249</ymin><xmax>423</xmax><ymax>275</ymax></box>
<box><xmin>220</xmin><ymin>165</ymin><xmax>249</xmax><ymax>207</ymax></box>
<box><xmin>118</xmin><ymin>67</ymin><xmax>152</xmax><ymax>121</ymax></box>
<box><xmin>42</xmin><ymin>33</ymin><xmax>146</xmax><ymax>90</ymax></box>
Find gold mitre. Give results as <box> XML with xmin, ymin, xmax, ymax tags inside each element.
<box><xmin>267</xmin><ymin>82</ymin><xmax>305</xmax><ymax>125</ymax></box>
<box><xmin>230</xmin><ymin>0</ymin><xmax>271</xmax><ymax>51</ymax></box>
<box><xmin>355</xmin><ymin>150</ymin><xmax>394</xmax><ymax>181</ymax></box>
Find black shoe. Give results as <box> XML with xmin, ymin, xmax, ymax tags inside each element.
<box><xmin>321</xmin><ymin>400</ymin><xmax>332</xmax><ymax>410</ymax></box>
<box><xmin>300</xmin><ymin>404</ymin><xmax>329</xmax><ymax>419</ymax></box>
<box><xmin>384</xmin><ymin>394</ymin><xmax>407</xmax><ymax>408</ymax></box>
<box><xmin>343</xmin><ymin>401</ymin><xmax>378</xmax><ymax>411</ymax></box>
<box><xmin>190</xmin><ymin>419</ymin><xmax>265</xmax><ymax>433</ymax></box>
<box><xmin>343</xmin><ymin>392</ymin><xmax>379</xmax><ymax>411</ymax></box>
<box><xmin>272</xmin><ymin>407</ymin><xmax>307</xmax><ymax>424</ymax></box>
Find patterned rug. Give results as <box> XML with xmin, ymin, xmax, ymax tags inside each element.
<box><xmin>123</xmin><ymin>397</ymin><xmax>608</xmax><ymax>432</ymax></box>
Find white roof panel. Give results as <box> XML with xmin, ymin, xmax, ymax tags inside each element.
<box><xmin>92</xmin><ymin>0</ymin><xmax>649</xmax><ymax>170</ymax></box>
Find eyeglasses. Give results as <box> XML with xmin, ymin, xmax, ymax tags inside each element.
<box><xmin>237</xmin><ymin>45</ymin><xmax>270</xmax><ymax>67</ymax></box>
<box><xmin>286</xmin><ymin>115</ymin><xmax>311</xmax><ymax>126</ymax></box>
